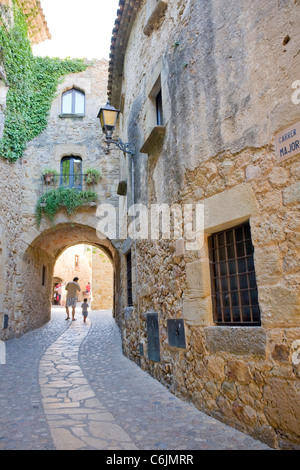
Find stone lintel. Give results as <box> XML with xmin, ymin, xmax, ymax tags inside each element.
<box><xmin>203</xmin><ymin>183</ymin><xmax>259</xmax><ymax>234</ymax></box>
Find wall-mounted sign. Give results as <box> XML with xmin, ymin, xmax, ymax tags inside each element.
<box><xmin>275</xmin><ymin>121</ymin><xmax>300</xmax><ymax>162</ymax></box>
<box><xmin>167</xmin><ymin>319</ymin><xmax>186</xmax><ymax>349</ymax></box>
<box><xmin>146</xmin><ymin>312</ymin><xmax>160</xmax><ymax>362</ymax></box>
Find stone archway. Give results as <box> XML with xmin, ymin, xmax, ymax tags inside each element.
<box><xmin>10</xmin><ymin>221</ymin><xmax>121</xmax><ymax>338</ymax></box>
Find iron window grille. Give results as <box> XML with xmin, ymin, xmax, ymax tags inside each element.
<box><xmin>41</xmin><ymin>157</ymin><xmax>101</xmax><ymax>197</ymax></box>
<box><xmin>208</xmin><ymin>222</ymin><xmax>261</xmax><ymax>326</ymax></box>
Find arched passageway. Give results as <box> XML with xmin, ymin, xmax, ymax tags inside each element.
<box><xmin>53</xmin><ymin>243</ymin><xmax>114</xmax><ymax>311</ymax></box>
<box><xmin>20</xmin><ymin>222</ymin><xmax>121</xmax><ymax>334</ymax></box>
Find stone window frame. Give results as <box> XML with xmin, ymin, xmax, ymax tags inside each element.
<box><xmin>182</xmin><ymin>183</ymin><xmax>261</xmax><ymax>328</ymax></box>
<box><xmin>54</xmin><ymin>145</ymin><xmax>87</xmax><ymax>162</ymax></box>
<box><xmin>140</xmin><ymin>61</ymin><xmax>171</xmax><ymax>154</ymax></box>
<box><xmin>208</xmin><ymin>221</ymin><xmax>261</xmax><ymax>326</ymax></box>
<box><xmin>149</xmin><ymin>75</ymin><xmax>163</xmax><ymax>126</ymax></box>
<box><xmin>143</xmin><ymin>0</ymin><xmax>168</xmax><ymax>36</ymax></box>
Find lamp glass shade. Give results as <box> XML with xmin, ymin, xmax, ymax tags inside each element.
<box><xmin>98</xmin><ymin>101</ymin><xmax>120</xmax><ymax>132</ymax></box>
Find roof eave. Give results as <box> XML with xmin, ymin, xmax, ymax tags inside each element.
<box><xmin>16</xmin><ymin>0</ymin><xmax>51</xmax><ymax>45</ymax></box>
<box><xmin>107</xmin><ymin>0</ymin><xmax>140</xmax><ymax>107</ymax></box>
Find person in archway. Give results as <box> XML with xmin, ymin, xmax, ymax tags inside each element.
<box><xmin>61</xmin><ymin>282</ymin><xmax>67</xmax><ymax>307</ymax></box>
<box><xmin>86</xmin><ymin>281</ymin><xmax>91</xmax><ymax>296</ymax></box>
<box><xmin>65</xmin><ymin>277</ymin><xmax>81</xmax><ymax>321</ymax></box>
<box><xmin>81</xmin><ymin>298</ymin><xmax>89</xmax><ymax>323</ymax></box>
<box><xmin>86</xmin><ymin>281</ymin><xmax>92</xmax><ymax>305</ymax></box>
<box><xmin>56</xmin><ymin>283</ymin><xmax>62</xmax><ymax>305</ymax></box>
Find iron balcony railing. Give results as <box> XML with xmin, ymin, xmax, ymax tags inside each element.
<box><xmin>41</xmin><ymin>173</ymin><xmax>98</xmax><ymax>196</ymax></box>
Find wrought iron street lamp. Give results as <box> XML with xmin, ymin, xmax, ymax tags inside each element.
<box><xmin>97</xmin><ymin>101</ymin><xmax>134</xmax><ymax>155</ymax></box>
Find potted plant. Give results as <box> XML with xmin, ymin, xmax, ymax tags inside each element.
<box><xmin>43</xmin><ymin>168</ymin><xmax>59</xmax><ymax>184</ymax></box>
<box><xmin>36</xmin><ymin>187</ymin><xmax>99</xmax><ymax>226</ymax></box>
<box><xmin>84</xmin><ymin>168</ymin><xmax>102</xmax><ymax>185</ymax></box>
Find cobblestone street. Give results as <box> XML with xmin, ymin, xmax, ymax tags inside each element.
<box><xmin>0</xmin><ymin>308</ymin><xmax>270</xmax><ymax>450</ymax></box>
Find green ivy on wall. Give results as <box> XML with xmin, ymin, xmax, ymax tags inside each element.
<box><xmin>0</xmin><ymin>1</ymin><xmax>88</xmax><ymax>162</ymax></box>
<box><xmin>36</xmin><ymin>187</ymin><xmax>99</xmax><ymax>227</ymax></box>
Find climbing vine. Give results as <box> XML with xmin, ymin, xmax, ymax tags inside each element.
<box><xmin>36</xmin><ymin>187</ymin><xmax>99</xmax><ymax>227</ymax></box>
<box><xmin>0</xmin><ymin>1</ymin><xmax>88</xmax><ymax>162</ymax></box>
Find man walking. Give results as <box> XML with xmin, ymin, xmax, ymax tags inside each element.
<box><xmin>65</xmin><ymin>277</ymin><xmax>81</xmax><ymax>321</ymax></box>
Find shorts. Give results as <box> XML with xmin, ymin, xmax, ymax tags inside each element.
<box><xmin>66</xmin><ymin>297</ymin><xmax>77</xmax><ymax>307</ymax></box>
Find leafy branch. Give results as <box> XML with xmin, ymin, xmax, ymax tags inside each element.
<box><xmin>36</xmin><ymin>187</ymin><xmax>98</xmax><ymax>226</ymax></box>
<box><xmin>0</xmin><ymin>1</ymin><xmax>88</xmax><ymax>162</ymax></box>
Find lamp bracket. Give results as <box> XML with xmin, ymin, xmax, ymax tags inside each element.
<box><xmin>104</xmin><ymin>138</ymin><xmax>134</xmax><ymax>155</ymax></box>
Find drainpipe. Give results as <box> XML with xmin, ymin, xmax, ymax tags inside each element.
<box><xmin>131</xmin><ymin>152</ymin><xmax>141</xmax><ymax>355</ymax></box>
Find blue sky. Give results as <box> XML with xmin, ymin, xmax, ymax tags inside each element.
<box><xmin>33</xmin><ymin>0</ymin><xmax>120</xmax><ymax>60</ymax></box>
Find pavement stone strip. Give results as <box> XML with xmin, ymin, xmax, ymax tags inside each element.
<box><xmin>0</xmin><ymin>308</ymin><xmax>270</xmax><ymax>451</ymax></box>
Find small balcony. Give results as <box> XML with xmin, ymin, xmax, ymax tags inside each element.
<box><xmin>41</xmin><ymin>172</ymin><xmax>99</xmax><ymax>196</ymax></box>
<box><xmin>37</xmin><ymin>170</ymin><xmax>102</xmax><ymax>226</ymax></box>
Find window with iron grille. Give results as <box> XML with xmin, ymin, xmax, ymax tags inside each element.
<box><xmin>208</xmin><ymin>222</ymin><xmax>261</xmax><ymax>326</ymax></box>
<box><xmin>126</xmin><ymin>251</ymin><xmax>133</xmax><ymax>307</ymax></box>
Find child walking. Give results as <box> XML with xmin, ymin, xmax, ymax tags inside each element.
<box><xmin>81</xmin><ymin>298</ymin><xmax>89</xmax><ymax>323</ymax></box>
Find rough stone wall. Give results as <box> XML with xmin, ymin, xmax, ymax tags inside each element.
<box><xmin>0</xmin><ymin>157</ymin><xmax>54</xmax><ymax>338</ymax></box>
<box><xmin>115</xmin><ymin>0</ymin><xmax>300</xmax><ymax>449</ymax></box>
<box><xmin>91</xmin><ymin>248</ymin><xmax>114</xmax><ymax>310</ymax></box>
<box><xmin>0</xmin><ymin>160</ymin><xmax>25</xmax><ymax>337</ymax></box>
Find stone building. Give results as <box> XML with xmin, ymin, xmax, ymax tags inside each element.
<box><xmin>0</xmin><ymin>1</ymin><xmax>121</xmax><ymax>338</ymax></box>
<box><xmin>108</xmin><ymin>0</ymin><xmax>300</xmax><ymax>449</ymax></box>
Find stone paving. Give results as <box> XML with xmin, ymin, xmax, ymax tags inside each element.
<box><xmin>39</xmin><ymin>318</ymin><xmax>136</xmax><ymax>450</ymax></box>
<box><xmin>0</xmin><ymin>307</ymin><xmax>270</xmax><ymax>450</ymax></box>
